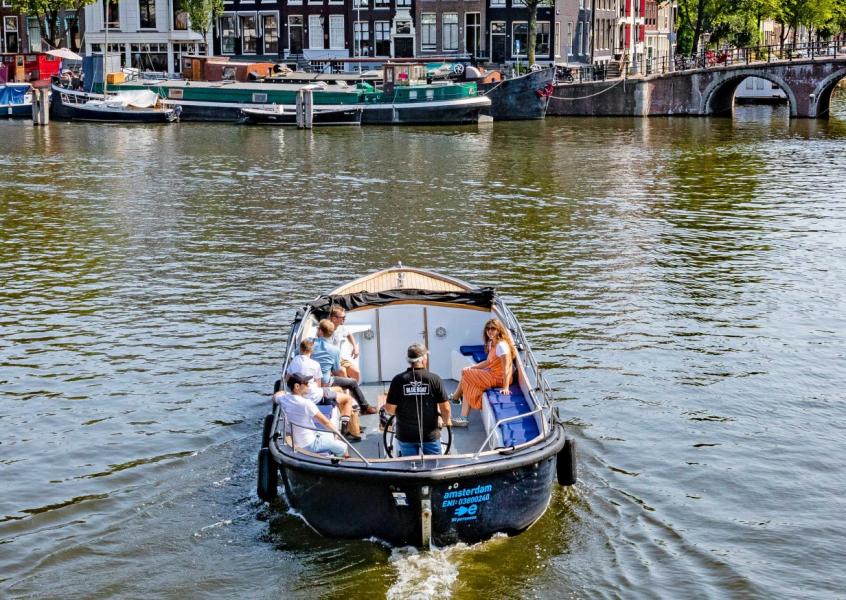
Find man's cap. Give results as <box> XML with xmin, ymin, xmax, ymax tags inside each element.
<box><xmin>288</xmin><ymin>372</ymin><xmax>313</xmax><ymax>386</ymax></box>
<box><xmin>407</xmin><ymin>343</ymin><xmax>429</xmax><ymax>362</ymax></box>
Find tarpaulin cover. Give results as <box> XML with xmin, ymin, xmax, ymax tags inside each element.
<box><xmin>0</xmin><ymin>85</ymin><xmax>29</xmax><ymax>105</ymax></box>
<box><xmin>308</xmin><ymin>288</ymin><xmax>497</xmax><ymax>319</ymax></box>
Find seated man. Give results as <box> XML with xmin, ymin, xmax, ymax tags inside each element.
<box><xmin>384</xmin><ymin>343</ymin><xmax>452</xmax><ymax>457</ymax></box>
<box><xmin>312</xmin><ymin>319</ymin><xmax>377</xmax><ymax>415</ymax></box>
<box><xmin>329</xmin><ymin>306</ymin><xmax>361</xmax><ymax>381</ymax></box>
<box><xmin>286</xmin><ymin>339</ymin><xmax>360</xmax><ymax>441</ymax></box>
<box><xmin>274</xmin><ymin>373</ymin><xmax>348</xmax><ymax>458</ymax></box>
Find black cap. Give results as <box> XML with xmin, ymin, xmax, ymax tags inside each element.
<box><xmin>407</xmin><ymin>343</ymin><xmax>429</xmax><ymax>363</ymax></box>
<box><xmin>287</xmin><ymin>372</ymin><xmax>314</xmax><ymax>390</ymax></box>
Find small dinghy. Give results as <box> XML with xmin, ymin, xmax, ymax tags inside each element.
<box><xmin>240</xmin><ymin>105</ymin><xmax>362</xmax><ymax>126</ymax></box>
<box><xmin>257</xmin><ymin>266</ymin><xmax>576</xmax><ymax>547</ymax></box>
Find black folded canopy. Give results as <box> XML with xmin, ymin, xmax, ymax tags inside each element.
<box><xmin>308</xmin><ymin>287</ymin><xmax>497</xmax><ymax>319</ymax></box>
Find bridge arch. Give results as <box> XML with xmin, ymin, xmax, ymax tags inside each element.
<box><xmin>812</xmin><ymin>68</ymin><xmax>846</xmax><ymax>117</ymax></box>
<box><xmin>701</xmin><ymin>70</ymin><xmax>798</xmax><ymax>117</ymax></box>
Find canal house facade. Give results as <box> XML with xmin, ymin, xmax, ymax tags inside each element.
<box><xmin>83</xmin><ymin>0</ymin><xmax>208</xmax><ymax>74</ymax></box>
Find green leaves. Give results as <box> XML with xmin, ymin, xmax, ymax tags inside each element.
<box><xmin>179</xmin><ymin>0</ymin><xmax>225</xmax><ymax>39</ymax></box>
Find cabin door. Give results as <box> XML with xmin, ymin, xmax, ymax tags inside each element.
<box><xmin>376</xmin><ymin>306</ymin><xmax>427</xmax><ymax>383</ymax></box>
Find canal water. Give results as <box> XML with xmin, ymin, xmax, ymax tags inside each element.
<box><xmin>2</xmin><ymin>99</ymin><xmax>845</xmax><ymax>599</ymax></box>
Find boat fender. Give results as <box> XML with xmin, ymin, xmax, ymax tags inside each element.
<box><xmin>557</xmin><ymin>438</ymin><xmax>577</xmax><ymax>486</ymax></box>
<box><xmin>261</xmin><ymin>414</ymin><xmax>274</xmax><ymax>448</ymax></box>
<box><xmin>257</xmin><ymin>447</ymin><xmax>278</xmax><ymax>502</ymax></box>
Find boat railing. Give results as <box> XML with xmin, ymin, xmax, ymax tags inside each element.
<box><xmin>275</xmin><ymin>409</ymin><xmax>371</xmax><ymax>465</ymax></box>
<box><xmin>499</xmin><ymin>304</ymin><xmax>555</xmax><ymax>410</ymax></box>
<box><xmin>473</xmin><ymin>407</ymin><xmax>544</xmax><ymax>459</ymax></box>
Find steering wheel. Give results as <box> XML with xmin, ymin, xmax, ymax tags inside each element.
<box><xmin>383</xmin><ymin>414</ymin><xmax>452</xmax><ymax>458</ymax></box>
<box><xmin>452</xmin><ymin>63</ymin><xmax>465</xmax><ymax>75</ymax></box>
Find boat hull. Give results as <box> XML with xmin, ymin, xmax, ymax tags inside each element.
<box><xmin>275</xmin><ymin>424</ymin><xmax>564</xmax><ymax>547</ymax></box>
<box><xmin>241</xmin><ymin>106</ymin><xmax>362</xmax><ymax>126</ymax></box>
<box><xmin>361</xmin><ymin>97</ymin><xmax>487</xmax><ymax>125</ymax></box>
<box><xmin>50</xmin><ymin>86</ymin><xmax>176</xmax><ymax>123</ymax></box>
<box><xmin>1</xmin><ymin>103</ymin><xmax>31</xmax><ymax>118</ymax></box>
<box><xmin>478</xmin><ymin>68</ymin><xmax>554</xmax><ymax>120</ymax></box>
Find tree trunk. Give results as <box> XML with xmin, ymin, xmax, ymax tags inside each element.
<box><xmin>528</xmin><ymin>5</ymin><xmax>537</xmax><ymax>66</ymax></box>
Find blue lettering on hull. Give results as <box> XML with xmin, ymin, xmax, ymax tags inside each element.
<box><xmin>442</xmin><ymin>483</ymin><xmax>494</xmax><ymax>522</ymax></box>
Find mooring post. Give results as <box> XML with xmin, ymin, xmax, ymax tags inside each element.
<box><xmin>32</xmin><ymin>87</ymin><xmax>49</xmax><ymax>126</ymax></box>
<box><xmin>296</xmin><ymin>90</ymin><xmax>304</xmax><ymax>128</ymax></box>
<box><xmin>304</xmin><ymin>88</ymin><xmax>313</xmax><ymax>129</ymax></box>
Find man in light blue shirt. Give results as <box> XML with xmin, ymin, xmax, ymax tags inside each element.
<box><xmin>312</xmin><ymin>319</ymin><xmax>376</xmax><ymax>414</ymax></box>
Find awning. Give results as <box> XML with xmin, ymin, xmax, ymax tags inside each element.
<box><xmin>308</xmin><ymin>288</ymin><xmax>497</xmax><ymax>318</ymax></box>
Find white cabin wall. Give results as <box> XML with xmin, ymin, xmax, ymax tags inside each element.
<box><xmin>349</xmin><ymin>305</ymin><xmax>492</xmax><ymax>383</ymax></box>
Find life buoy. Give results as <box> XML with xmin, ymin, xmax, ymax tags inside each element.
<box><xmin>261</xmin><ymin>414</ymin><xmax>274</xmax><ymax>448</ymax></box>
<box><xmin>556</xmin><ymin>438</ymin><xmax>577</xmax><ymax>486</ymax></box>
<box><xmin>257</xmin><ymin>447</ymin><xmax>278</xmax><ymax>501</ymax></box>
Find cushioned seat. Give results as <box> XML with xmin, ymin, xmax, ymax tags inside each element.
<box><xmin>316</xmin><ymin>403</ymin><xmax>335</xmax><ymax>431</ymax></box>
<box><xmin>484</xmin><ymin>386</ymin><xmax>539</xmax><ymax>446</ymax></box>
<box><xmin>459</xmin><ymin>344</ymin><xmax>487</xmax><ymax>363</ymax></box>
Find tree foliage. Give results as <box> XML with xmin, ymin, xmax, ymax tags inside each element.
<box><xmin>523</xmin><ymin>0</ymin><xmax>552</xmax><ymax>66</ymax></box>
<box><xmin>179</xmin><ymin>0</ymin><xmax>224</xmax><ymax>40</ymax></box>
<box><xmin>10</xmin><ymin>0</ymin><xmax>94</xmax><ymax>49</ymax></box>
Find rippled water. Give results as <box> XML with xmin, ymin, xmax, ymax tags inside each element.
<box><xmin>2</xmin><ymin>99</ymin><xmax>846</xmax><ymax>598</ymax></box>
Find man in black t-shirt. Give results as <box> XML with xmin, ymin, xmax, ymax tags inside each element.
<box><xmin>385</xmin><ymin>343</ymin><xmax>452</xmax><ymax>457</ymax></box>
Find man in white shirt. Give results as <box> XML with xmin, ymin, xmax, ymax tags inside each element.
<box><xmin>286</xmin><ymin>339</ymin><xmax>360</xmax><ymax>441</ymax></box>
<box><xmin>273</xmin><ymin>373</ymin><xmax>348</xmax><ymax>458</ymax></box>
<box><xmin>329</xmin><ymin>306</ymin><xmax>360</xmax><ymax>381</ymax></box>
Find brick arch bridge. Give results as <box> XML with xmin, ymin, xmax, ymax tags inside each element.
<box><xmin>549</xmin><ymin>58</ymin><xmax>846</xmax><ymax>118</ymax></box>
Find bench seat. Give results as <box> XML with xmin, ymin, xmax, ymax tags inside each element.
<box><xmin>459</xmin><ymin>344</ymin><xmax>488</xmax><ymax>363</ymax></box>
<box><xmin>483</xmin><ymin>385</ymin><xmax>540</xmax><ymax>447</ymax></box>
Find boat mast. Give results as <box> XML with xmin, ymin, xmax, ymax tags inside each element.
<box><xmin>103</xmin><ymin>0</ymin><xmax>109</xmax><ymax>96</ymax></box>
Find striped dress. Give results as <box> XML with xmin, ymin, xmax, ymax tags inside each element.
<box><xmin>462</xmin><ymin>341</ymin><xmax>512</xmax><ymax>410</ymax></box>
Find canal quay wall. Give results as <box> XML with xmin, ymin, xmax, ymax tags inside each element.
<box><xmin>547</xmin><ymin>58</ymin><xmax>846</xmax><ymax>118</ymax></box>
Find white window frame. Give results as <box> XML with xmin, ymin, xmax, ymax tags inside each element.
<box><xmin>354</xmin><ymin>20</ymin><xmax>371</xmax><ymax>56</ymax></box>
<box><xmin>308</xmin><ymin>14</ymin><xmax>323</xmax><ymax>49</ymax></box>
<box><xmin>512</xmin><ymin>21</ymin><xmax>528</xmax><ymax>57</ymax></box>
<box><xmin>260</xmin><ymin>12</ymin><xmax>279</xmax><ymax>54</ymax></box>
<box><xmin>219</xmin><ymin>13</ymin><xmax>237</xmax><ymax>55</ymax></box>
<box><xmin>288</xmin><ymin>15</ymin><xmax>304</xmax><ymax>52</ymax></box>
<box><xmin>374</xmin><ymin>20</ymin><xmax>391</xmax><ymax>56</ymax></box>
<box><xmin>374</xmin><ymin>0</ymin><xmax>390</xmax><ymax>8</ymax></box>
<box><xmin>465</xmin><ymin>12</ymin><xmax>480</xmax><ymax>57</ymax></box>
<box><xmin>489</xmin><ymin>0</ymin><xmax>505</xmax><ymax>6</ymax></box>
<box><xmin>240</xmin><ymin>12</ymin><xmax>258</xmax><ymax>55</ymax></box>
<box><xmin>329</xmin><ymin>15</ymin><xmax>344</xmax><ymax>50</ymax></box>
<box><xmin>421</xmin><ymin>13</ymin><xmax>436</xmax><ymax>52</ymax></box>
<box><xmin>442</xmin><ymin>13</ymin><xmax>458</xmax><ymax>51</ymax></box>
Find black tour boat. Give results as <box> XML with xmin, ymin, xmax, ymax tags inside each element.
<box><xmin>240</xmin><ymin>105</ymin><xmax>362</xmax><ymax>126</ymax></box>
<box><xmin>257</xmin><ymin>266</ymin><xmax>576</xmax><ymax>547</ymax></box>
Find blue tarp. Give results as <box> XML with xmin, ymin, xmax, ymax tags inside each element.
<box><xmin>0</xmin><ymin>85</ymin><xmax>29</xmax><ymax>106</ymax></box>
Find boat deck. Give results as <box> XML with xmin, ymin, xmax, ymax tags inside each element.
<box><xmin>352</xmin><ymin>380</ymin><xmax>488</xmax><ymax>459</ymax></box>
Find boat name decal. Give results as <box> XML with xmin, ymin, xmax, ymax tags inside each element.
<box><xmin>442</xmin><ymin>484</ymin><xmax>493</xmax><ymax>522</ymax></box>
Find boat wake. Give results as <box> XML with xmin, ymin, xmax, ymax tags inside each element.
<box><xmin>386</xmin><ymin>535</ymin><xmax>508</xmax><ymax>599</ymax></box>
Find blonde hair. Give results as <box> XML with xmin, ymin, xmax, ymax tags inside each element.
<box><xmin>483</xmin><ymin>318</ymin><xmax>517</xmax><ymax>360</ymax></box>
<box><xmin>318</xmin><ymin>319</ymin><xmax>335</xmax><ymax>337</ymax></box>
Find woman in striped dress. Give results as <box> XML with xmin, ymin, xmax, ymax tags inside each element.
<box><xmin>451</xmin><ymin>319</ymin><xmax>517</xmax><ymax>427</ymax></box>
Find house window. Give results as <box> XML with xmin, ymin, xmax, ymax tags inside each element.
<box><xmin>27</xmin><ymin>17</ymin><xmax>40</xmax><ymax>52</ymax></box>
<box><xmin>139</xmin><ymin>0</ymin><xmax>156</xmax><ymax>29</ymax></box>
<box><xmin>375</xmin><ymin>21</ymin><xmax>390</xmax><ymax>56</ymax></box>
<box><xmin>131</xmin><ymin>42</ymin><xmax>168</xmax><ymax>71</ymax></box>
<box><xmin>395</xmin><ymin>20</ymin><xmax>411</xmax><ymax>35</ymax></box>
<box><xmin>465</xmin><ymin>12</ymin><xmax>480</xmax><ymax>57</ymax></box>
<box><xmin>421</xmin><ymin>13</ymin><xmax>436</xmax><ymax>51</ymax></box>
<box><xmin>308</xmin><ymin>15</ymin><xmax>322</xmax><ymax>49</ymax></box>
<box><xmin>329</xmin><ymin>15</ymin><xmax>344</xmax><ymax>50</ymax></box>
<box><xmin>374</xmin><ymin>0</ymin><xmax>389</xmax><ymax>7</ymax></box>
<box><xmin>240</xmin><ymin>14</ymin><xmax>257</xmax><ymax>54</ymax></box>
<box><xmin>575</xmin><ymin>21</ymin><xmax>582</xmax><ymax>55</ymax></box>
<box><xmin>262</xmin><ymin>14</ymin><xmax>278</xmax><ymax>53</ymax></box>
<box><xmin>513</xmin><ymin>0</ymin><xmax>526</xmax><ymax>5</ymax></box>
<box><xmin>535</xmin><ymin>21</ymin><xmax>550</xmax><ymax>56</ymax></box>
<box><xmin>354</xmin><ymin>21</ymin><xmax>371</xmax><ymax>56</ymax></box>
<box><xmin>64</xmin><ymin>15</ymin><xmax>81</xmax><ymax>50</ymax></box>
<box><xmin>555</xmin><ymin>21</ymin><xmax>560</xmax><ymax>57</ymax></box>
<box><xmin>175</xmin><ymin>9</ymin><xmax>188</xmax><ymax>30</ymax></box>
<box><xmin>442</xmin><ymin>13</ymin><xmax>457</xmax><ymax>51</ymax></box>
<box><xmin>104</xmin><ymin>0</ymin><xmax>119</xmax><ymax>29</ymax></box>
<box><xmin>490</xmin><ymin>0</ymin><xmax>504</xmax><ymax>6</ymax></box>
<box><xmin>354</xmin><ymin>0</ymin><xmax>367</xmax><ymax>7</ymax></box>
<box><xmin>220</xmin><ymin>14</ymin><xmax>236</xmax><ymax>54</ymax></box>
<box><xmin>567</xmin><ymin>22</ymin><xmax>573</xmax><ymax>57</ymax></box>
<box><xmin>512</xmin><ymin>21</ymin><xmax>527</xmax><ymax>56</ymax></box>
<box><xmin>396</xmin><ymin>0</ymin><xmax>410</xmax><ymax>6</ymax></box>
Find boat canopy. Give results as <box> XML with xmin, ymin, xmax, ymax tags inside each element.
<box><xmin>308</xmin><ymin>288</ymin><xmax>496</xmax><ymax>319</ymax></box>
<box><xmin>0</xmin><ymin>84</ymin><xmax>29</xmax><ymax>105</ymax></box>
